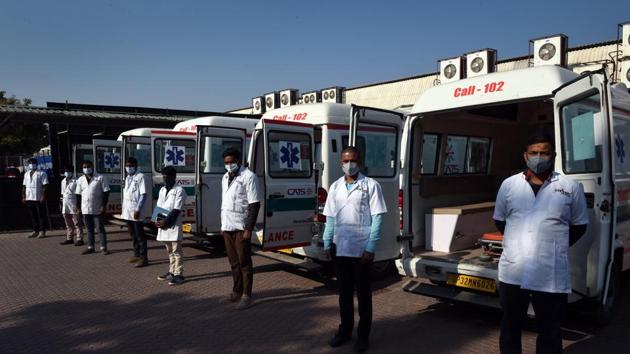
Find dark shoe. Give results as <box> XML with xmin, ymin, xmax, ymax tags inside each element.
<box><xmin>329</xmin><ymin>333</ymin><xmax>351</xmax><ymax>348</ymax></box>
<box><xmin>60</xmin><ymin>240</ymin><xmax>74</xmax><ymax>245</ymax></box>
<box><xmin>74</xmin><ymin>240</ymin><xmax>84</xmax><ymax>246</ymax></box>
<box><xmin>128</xmin><ymin>256</ymin><xmax>141</xmax><ymax>263</ymax></box>
<box><xmin>135</xmin><ymin>258</ymin><xmax>148</xmax><ymax>268</ymax></box>
<box><xmin>353</xmin><ymin>338</ymin><xmax>369</xmax><ymax>353</ymax></box>
<box><xmin>168</xmin><ymin>275</ymin><xmax>185</xmax><ymax>286</ymax></box>
<box><xmin>101</xmin><ymin>249</ymin><xmax>110</xmax><ymax>255</ymax></box>
<box><xmin>82</xmin><ymin>248</ymin><xmax>95</xmax><ymax>255</ymax></box>
<box><xmin>157</xmin><ymin>272</ymin><xmax>174</xmax><ymax>281</ymax></box>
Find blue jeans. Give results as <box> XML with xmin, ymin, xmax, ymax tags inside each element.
<box><xmin>83</xmin><ymin>214</ymin><xmax>107</xmax><ymax>250</ymax></box>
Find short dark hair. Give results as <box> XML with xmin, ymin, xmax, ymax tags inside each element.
<box><xmin>222</xmin><ymin>148</ymin><xmax>241</xmax><ymax>160</ymax></box>
<box><xmin>64</xmin><ymin>164</ymin><xmax>74</xmax><ymax>172</ymax></box>
<box><xmin>526</xmin><ymin>131</ymin><xmax>555</xmax><ymax>151</ymax></box>
<box><xmin>341</xmin><ymin>146</ymin><xmax>362</xmax><ymax>163</ymax></box>
<box><xmin>27</xmin><ymin>158</ymin><xmax>37</xmax><ymax>164</ymax></box>
<box><xmin>82</xmin><ymin>160</ymin><xmax>93</xmax><ymax>167</ymax></box>
<box><xmin>161</xmin><ymin>166</ymin><xmax>177</xmax><ymax>176</ymax></box>
<box><xmin>126</xmin><ymin>157</ymin><xmax>138</xmax><ymax>166</ymax></box>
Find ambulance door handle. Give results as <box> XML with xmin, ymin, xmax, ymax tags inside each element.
<box><xmin>269</xmin><ymin>193</ymin><xmax>284</xmax><ymax>199</ymax></box>
<box><xmin>600</xmin><ymin>199</ymin><xmax>610</xmax><ymax>213</ymax></box>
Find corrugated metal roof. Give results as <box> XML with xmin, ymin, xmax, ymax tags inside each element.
<box><xmin>0</xmin><ymin>105</ymin><xmax>193</xmax><ymax>122</ymax></box>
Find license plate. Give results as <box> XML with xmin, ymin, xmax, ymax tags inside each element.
<box><xmin>447</xmin><ymin>274</ymin><xmax>496</xmax><ymax>293</ymax></box>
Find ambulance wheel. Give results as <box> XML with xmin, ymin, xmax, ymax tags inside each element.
<box><xmin>594</xmin><ymin>253</ymin><xmax>622</xmax><ymax>326</ymax></box>
<box><xmin>371</xmin><ymin>260</ymin><xmax>395</xmax><ymax>280</ymax></box>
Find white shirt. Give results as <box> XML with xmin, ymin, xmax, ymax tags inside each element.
<box><xmin>23</xmin><ymin>170</ymin><xmax>49</xmax><ymax>201</ymax></box>
<box><xmin>221</xmin><ymin>166</ymin><xmax>261</xmax><ymax>231</ymax></box>
<box><xmin>121</xmin><ymin>172</ymin><xmax>150</xmax><ymax>221</ymax></box>
<box><xmin>75</xmin><ymin>173</ymin><xmax>111</xmax><ymax>215</ymax></box>
<box><xmin>323</xmin><ymin>174</ymin><xmax>387</xmax><ymax>258</ymax></box>
<box><xmin>61</xmin><ymin>177</ymin><xmax>79</xmax><ymax>214</ymax></box>
<box><xmin>156</xmin><ymin>186</ymin><xmax>187</xmax><ymax>241</ymax></box>
<box><xmin>493</xmin><ymin>172</ymin><xmax>589</xmax><ymax>294</ymax></box>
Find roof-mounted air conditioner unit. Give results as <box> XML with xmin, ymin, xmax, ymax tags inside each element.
<box><xmin>465</xmin><ymin>49</ymin><xmax>497</xmax><ymax>78</ymax></box>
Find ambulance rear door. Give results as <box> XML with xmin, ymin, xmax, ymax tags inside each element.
<box><xmin>120</xmin><ymin>135</ymin><xmax>153</xmax><ymax>220</ymax></box>
<box><xmin>195</xmin><ymin>126</ymin><xmax>246</xmax><ymax>235</ymax></box>
<box><xmin>93</xmin><ymin>139</ymin><xmax>123</xmax><ymax>216</ymax></box>
<box><xmin>261</xmin><ymin>119</ymin><xmax>317</xmax><ymax>251</ymax></box>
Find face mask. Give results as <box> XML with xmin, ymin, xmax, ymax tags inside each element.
<box><xmin>342</xmin><ymin>162</ymin><xmax>360</xmax><ymax>176</ymax></box>
<box><xmin>83</xmin><ymin>167</ymin><xmax>93</xmax><ymax>175</ymax></box>
<box><xmin>164</xmin><ymin>177</ymin><xmax>176</xmax><ymax>188</ymax></box>
<box><xmin>28</xmin><ymin>164</ymin><xmax>36</xmax><ymax>171</ymax></box>
<box><xmin>526</xmin><ymin>155</ymin><xmax>554</xmax><ymax>175</ymax></box>
<box><xmin>125</xmin><ymin>166</ymin><xmax>136</xmax><ymax>175</ymax></box>
<box><xmin>225</xmin><ymin>163</ymin><xmax>239</xmax><ymax>173</ymax></box>
<box><xmin>64</xmin><ymin>172</ymin><xmax>73</xmax><ymax>178</ymax></box>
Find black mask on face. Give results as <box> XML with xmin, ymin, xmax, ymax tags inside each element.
<box><xmin>164</xmin><ymin>176</ymin><xmax>176</xmax><ymax>188</ymax></box>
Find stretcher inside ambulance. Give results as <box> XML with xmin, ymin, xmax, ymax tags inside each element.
<box><xmin>397</xmin><ymin>66</ymin><xmax>630</xmax><ymax>324</ymax></box>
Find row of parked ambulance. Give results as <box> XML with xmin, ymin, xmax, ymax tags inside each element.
<box><xmin>74</xmin><ymin>65</ymin><xmax>630</xmax><ymax>324</ymax></box>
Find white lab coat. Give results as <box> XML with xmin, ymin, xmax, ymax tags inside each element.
<box><xmin>121</xmin><ymin>172</ymin><xmax>150</xmax><ymax>221</ymax></box>
<box><xmin>221</xmin><ymin>166</ymin><xmax>261</xmax><ymax>232</ymax></box>
<box><xmin>156</xmin><ymin>186</ymin><xmax>187</xmax><ymax>241</ymax></box>
<box><xmin>323</xmin><ymin>173</ymin><xmax>387</xmax><ymax>258</ymax></box>
<box><xmin>22</xmin><ymin>170</ymin><xmax>49</xmax><ymax>201</ymax></box>
<box><xmin>493</xmin><ymin>172</ymin><xmax>589</xmax><ymax>294</ymax></box>
<box><xmin>61</xmin><ymin>177</ymin><xmax>79</xmax><ymax>214</ymax></box>
<box><xmin>75</xmin><ymin>173</ymin><xmax>111</xmax><ymax>215</ymax></box>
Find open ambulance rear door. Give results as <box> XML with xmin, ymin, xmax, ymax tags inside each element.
<box><xmin>92</xmin><ymin>139</ymin><xmax>123</xmax><ymax>216</ymax></box>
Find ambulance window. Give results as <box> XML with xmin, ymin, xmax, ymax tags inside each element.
<box><xmin>560</xmin><ymin>93</ymin><xmax>602</xmax><ymax>174</ymax></box>
<box><xmin>420</xmin><ymin>134</ymin><xmax>440</xmax><ymax>175</ymax></box>
<box><xmin>199</xmin><ymin>136</ymin><xmax>242</xmax><ymax>174</ymax></box>
<box><xmin>153</xmin><ymin>138</ymin><xmax>196</xmax><ymax>173</ymax></box>
<box><xmin>95</xmin><ymin>146</ymin><xmax>122</xmax><ymax>174</ymax></box>
<box><xmin>267</xmin><ymin>131</ymin><xmax>312</xmax><ymax>178</ymax></box>
<box><xmin>444</xmin><ymin>135</ymin><xmax>491</xmax><ymax>175</ymax></box>
<box><xmin>466</xmin><ymin>137</ymin><xmax>491</xmax><ymax>173</ymax></box>
<box><xmin>342</xmin><ymin>124</ymin><xmax>398</xmax><ymax>177</ymax></box>
<box><xmin>124</xmin><ymin>143</ymin><xmax>151</xmax><ymax>174</ymax></box>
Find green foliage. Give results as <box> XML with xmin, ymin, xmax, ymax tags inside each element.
<box><xmin>0</xmin><ymin>90</ymin><xmax>47</xmax><ymax>154</ymax></box>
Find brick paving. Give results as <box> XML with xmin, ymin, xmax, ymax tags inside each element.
<box><xmin>0</xmin><ymin>226</ymin><xmax>628</xmax><ymax>353</ymax></box>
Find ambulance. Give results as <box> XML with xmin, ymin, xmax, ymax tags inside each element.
<box><xmin>150</xmin><ymin>115</ymin><xmax>259</xmax><ymax>235</ymax></box>
<box><xmin>396</xmin><ymin>65</ymin><xmax>630</xmax><ymax>324</ymax></box>
<box><xmin>247</xmin><ymin>103</ymin><xmax>403</xmax><ymax>275</ymax></box>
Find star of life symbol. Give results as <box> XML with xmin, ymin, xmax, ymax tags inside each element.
<box><xmin>280</xmin><ymin>141</ymin><xmax>300</xmax><ymax>170</ymax></box>
<box><xmin>164</xmin><ymin>146</ymin><xmax>185</xmax><ymax>166</ymax></box>
<box><xmin>104</xmin><ymin>153</ymin><xmax>120</xmax><ymax>169</ymax></box>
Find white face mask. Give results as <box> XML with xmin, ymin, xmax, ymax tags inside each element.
<box><xmin>83</xmin><ymin>167</ymin><xmax>93</xmax><ymax>175</ymax></box>
<box><xmin>125</xmin><ymin>166</ymin><xmax>136</xmax><ymax>175</ymax></box>
<box><xmin>64</xmin><ymin>172</ymin><xmax>73</xmax><ymax>178</ymax></box>
<box><xmin>225</xmin><ymin>163</ymin><xmax>239</xmax><ymax>173</ymax></box>
<box><xmin>342</xmin><ymin>162</ymin><xmax>360</xmax><ymax>176</ymax></box>
<box><xmin>28</xmin><ymin>164</ymin><xmax>36</xmax><ymax>171</ymax></box>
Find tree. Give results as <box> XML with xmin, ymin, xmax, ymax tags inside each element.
<box><xmin>0</xmin><ymin>90</ymin><xmax>47</xmax><ymax>154</ymax></box>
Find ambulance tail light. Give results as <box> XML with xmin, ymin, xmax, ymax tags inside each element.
<box><xmin>398</xmin><ymin>189</ymin><xmax>403</xmax><ymax>230</ymax></box>
<box><xmin>317</xmin><ymin>187</ymin><xmax>327</xmax><ymax>223</ymax></box>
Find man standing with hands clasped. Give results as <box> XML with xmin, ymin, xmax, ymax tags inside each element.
<box><xmin>122</xmin><ymin>157</ymin><xmax>150</xmax><ymax>268</ymax></box>
<box><xmin>220</xmin><ymin>148</ymin><xmax>260</xmax><ymax>310</ymax></box>
<box><xmin>75</xmin><ymin>160</ymin><xmax>111</xmax><ymax>255</ymax></box>
<box><xmin>323</xmin><ymin>146</ymin><xmax>387</xmax><ymax>353</ymax></box>
<box><xmin>493</xmin><ymin>132</ymin><xmax>588</xmax><ymax>354</ymax></box>
<box><xmin>22</xmin><ymin>158</ymin><xmax>49</xmax><ymax>238</ymax></box>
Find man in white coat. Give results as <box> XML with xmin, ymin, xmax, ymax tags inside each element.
<box><xmin>493</xmin><ymin>132</ymin><xmax>588</xmax><ymax>354</ymax></box>
<box><xmin>155</xmin><ymin>166</ymin><xmax>187</xmax><ymax>286</ymax></box>
<box><xmin>221</xmin><ymin>148</ymin><xmax>260</xmax><ymax>310</ymax></box>
<box><xmin>59</xmin><ymin>165</ymin><xmax>84</xmax><ymax>246</ymax></box>
<box><xmin>22</xmin><ymin>158</ymin><xmax>49</xmax><ymax>238</ymax></box>
<box><xmin>323</xmin><ymin>146</ymin><xmax>387</xmax><ymax>353</ymax></box>
<box><xmin>75</xmin><ymin>160</ymin><xmax>111</xmax><ymax>255</ymax></box>
<box><xmin>122</xmin><ymin>157</ymin><xmax>150</xmax><ymax>267</ymax></box>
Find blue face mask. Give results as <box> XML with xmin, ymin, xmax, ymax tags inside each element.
<box><xmin>64</xmin><ymin>172</ymin><xmax>73</xmax><ymax>178</ymax></box>
<box><xmin>83</xmin><ymin>167</ymin><xmax>93</xmax><ymax>175</ymax></box>
<box><xmin>125</xmin><ymin>166</ymin><xmax>136</xmax><ymax>175</ymax></box>
<box><xmin>526</xmin><ymin>155</ymin><xmax>554</xmax><ymax>175</ymax></box>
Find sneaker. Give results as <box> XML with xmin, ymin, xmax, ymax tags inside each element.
<box><xmin>128</xmin><ymin>256</ymin><xmax>141</xmax><ymax>263</ymax></box>
<box><xmin>226</xmin><ymin>292</ymin><xmax>242</xmax><ymax>303</ymax></box>
<box><xmin>37</xmin><ymin>231</ymin><xmax>46</xmax><ymax>239</ymax></box>
<box><xmin>235</xmin><ymin>295</ymin><xmax>253</xmax><ymax>310</ymax></box>
<box><xmin>74</xmin><ymin>240</ymin><xmax>84</xmax><ymax>246</ymax></box>
<box><xmin>60</xmin><ymin>240</ymin><xmax>74</xmax><ymax>245</ymax></box>
<box><xmin>328</xmin><ymin>333</ymin><xmax>351</xmax><ymax>348</ymax></box>
<box><xmin>168</xmin><ymin>275</ymin><xmax>185</xmax><ymax>286</ymax></box>
<box><xmin>135</xmin><ymin>258</ymin><xmax>148</xmax><ymax>268</ymax></box>
<box><xmin>27</xmin><ymin>231</ymin><xmax>38</xmax><ymax>238</ymax></box>
<box><xmin>101</xmin><ymin>249</ymin><xmax>110</xmax><ymax>255</ymax></box>
<box><xmin>353</xmin><ymin>338</ymin><xmax>369</xmax><ymax>353</ymax></box>
<box><xmin>82</xmin><ymin>248</ymin><xmax>95</xmax><ymax>255</ymax></box>
<box><xmin>157</xmin><ymin>272</ymin><xmax>174</xmax><ymax>281</ymax></box>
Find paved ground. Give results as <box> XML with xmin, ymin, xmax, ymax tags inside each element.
<box><xmin>0</xmin><ymin>226</ymin><xmax>628</xmax><ymax>354</ymax></box>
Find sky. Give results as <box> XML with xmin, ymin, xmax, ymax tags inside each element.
<box><xmin>1</xmin><ymin>0</ymin><xmax>629</xmax><ymax>111</ymax></box>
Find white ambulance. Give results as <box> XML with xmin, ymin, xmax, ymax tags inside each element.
<box><xmin>151</xmin><ymin>116</ymin><xmax>259</xmax><ymax>235</ymax></box>
<box><xmin>247</xmin><ymin>103</ymin><xmax>403</xmax><ymax>275</ymax></box>
<box><xmin>396</xmin><ymin>65</ymin><xmax>630</xmax><ymax>323</ymax></box>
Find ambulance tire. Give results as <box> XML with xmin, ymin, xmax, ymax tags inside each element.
<box><xmin>371</xmin><ymin>260</ymin><xmax>395</xmax><ymax>280</ymax></box>
<box><xmin>594</xmin><ymin>252</ymin><xmax>622</xmax><ymax>326</ymax></box>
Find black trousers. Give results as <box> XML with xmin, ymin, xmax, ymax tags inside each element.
<box><xmin>223</xmin><ymin>231</ymin><xmax>253</xmax><ymax>296</ymax></box>
<box><xmin>499</xmin><ymin>282</ymin><xmax>568</xmax><ymax>354</ymax></box>
<box><xmin>333</xmin><ymin>255</ymin><xmax>372</xmax><ymax>340</ymax></box>
<box><xmin>26</xmin><ymin>201</ymin><xmax>47</xmax><ymax>232</ymax></box>
<box><xmin>127</xmin><ymin>221</ymin><xmax>147</xmax><ymax>259</ymax></box>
